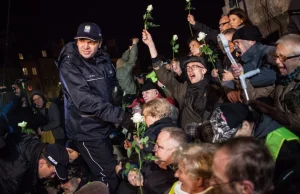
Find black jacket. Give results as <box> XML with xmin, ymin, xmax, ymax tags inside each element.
<box><xmin>58</xmin><ymin>42</ymin><xmax>125</xmax><ymax>141</ymax></box>
<box><xmin>192</xmin><ymin>21</ymin><xmax>219</xmax><ymax>45</ymax></box>
<box><xmin>117</xmin><ymin>162</ymin><xmax>176</xmax><ymax>194</ymax></box>
<box><xmin>0</xmin><ymin>134</ymin><xmax>45</xmax><ymax>194</ymax></box>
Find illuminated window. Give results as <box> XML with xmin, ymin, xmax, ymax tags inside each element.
<box><xmin>42</xmin><ymin>50</ymin><xmax>47</xmax><ymax>57</ymax></box>
<box><xmin>18</xmin><ymin>53</ymin><xmax>24</xmax><ymax>60</ymax></box>
<box><xmin>22</xmin><ymin>68</ymin><xmax>28</xmax><ymax>75</ymax></box>
<box><xmin>32</xmin><ymin>67</ymin><xmax>37</xmax><ymax>75</ymax></box>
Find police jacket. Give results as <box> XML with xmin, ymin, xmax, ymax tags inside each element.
<box><xmin>58</xmin><ymin>42</ymin><xmax>125</xmax><ymax>141</ymax></box>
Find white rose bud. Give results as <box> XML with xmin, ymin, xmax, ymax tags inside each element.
<box><xmin>186</xmin><ymin>0</ymin><xmax>190</xmax><ymax>2</ymax></box>
<box><xmin>197</xmin><ymin>32</ymin><xmax>207</xmax><ymax>41</ymax></box>
<box><xmin>173</xmin><ymin>34</ymin><xmax>178</xmax><ymax>41</ymax></box>
<box><xmin>147</xmin><ymin>4</ymin><xmax>153</xmax><ymax>12</ymax></box>
<box><xmin>18</xmin><ymin>121</ymin><xmax>27</xmax><ymax>128</ymax></box>
<box><xmin>131</xmin><ymin>113</ymin><xmax>144</xmax><ymax>123</ymax></box>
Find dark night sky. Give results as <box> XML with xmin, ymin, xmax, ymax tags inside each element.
<box><xmin>1</xmin><ymin>0</ymin><xmax>224</xmax><ymax>60</ymax></box>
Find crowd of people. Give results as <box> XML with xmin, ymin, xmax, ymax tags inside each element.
<box><xmin>0</xmin><ymin>5</ymin><xmax>300</xmax><ymax>194</ymax></box>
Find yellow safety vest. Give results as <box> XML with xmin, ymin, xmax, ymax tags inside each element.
<box><xmin>266</xmin><ymin>127</ymin><xmax>300</xmax><ymax>160</ymax></box>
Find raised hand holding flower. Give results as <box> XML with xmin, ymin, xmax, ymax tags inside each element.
<box><xmin>197</xmin><ymin>32</ymin><xmax>221</xmax><ymax>83</ymax></box>
<box><xmin>185</xmin><ymin>0</ymin><xmax>195</xmax><ymax>36</ymax></box>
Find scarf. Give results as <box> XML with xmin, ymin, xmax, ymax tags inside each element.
<box><xmin>174</xmin><ymin>181</ymin><xmax>213</xmax><ymax>194</ymax></box>
<box><xmin>279</xmin><ymin>67</ymin><xmax>300</xmax><ymax>86</ymax></box>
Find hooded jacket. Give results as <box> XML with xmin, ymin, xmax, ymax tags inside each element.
<box><xmin>58</xmin><ymin>42</ymin><xmax>125</xmax><ymax>141</ymax></box>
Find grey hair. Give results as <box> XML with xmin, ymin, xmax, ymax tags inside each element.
<box><xmin>276</xmin><ymin>34</ymin><xmax>300</xmax><ymax>56</ymax></box>
<box><xmin>161</xmin><ymin>127</ymin><xmax>187</xmax><ymax>146</ymax></box>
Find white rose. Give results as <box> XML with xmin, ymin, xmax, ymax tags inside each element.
<box><xmin>18</xmin><ymin>121</ymin><xmax>27</xmax><ymax>128</ymax></box>
<box><xmin>197</xmin><ymin>32</ymin><xmax>207</xmax><ymax>41</ymax></box>
<box><xmin>186</xmin><ymin>0</ymin><xmax>190</xmax><ymax>2</ymax></box>
<box><xmin>147</xmin><ymin>4</ymin><xmax>153</xmax><ymax>12</ymax></box>
<box><xmin>58</xmin><ymin>82</ymin><xmax>61</xmax><ymax>85</ymax></box>
<box><xmin>173</xmin><ymin>34</ymin><xmax>178</xmax><ymax>41</ymax></box>
<box><xmin>131</xmin><ymin>113</ymin><xmax>144</xmax><ymax>123</ymax></box>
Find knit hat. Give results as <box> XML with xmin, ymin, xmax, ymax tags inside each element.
<box><xmin>183</xmin><ymin>56</ymin><xmax>207</xmax><ymax>69</ymax></box>
<box><xmin>65</xmin><ymin>140</ymin><xmax>79</xmax><ymax>153</ymax></box>
<box><xmin>232</xmin><ymin>24</ymin><xmax>262</xmax><ymax>42</ymax></box>
<box><xmin>210</xmin><ymin>103</ymin><xmax>251</xmax><ymax>143</ymax></box>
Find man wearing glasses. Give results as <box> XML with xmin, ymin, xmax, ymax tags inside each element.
<box><xmin>212</xmin><ymin>137</ymin><xmax>275</xmax><ymax>194</ymax></box>
<box><xmin>187</xmin><ymin>14</ymin><xmax>232</xmax><ymax>44</ymax></box>
<box><xmin>267</xmin><ymin>34</ymin><xmax>300</xmax><ymax>133</ymax></box>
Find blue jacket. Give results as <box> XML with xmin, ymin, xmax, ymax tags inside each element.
<box><xmin>241</xmin><ymin>42</ymin><xmax>277</xmax><ymax>87</ymax></box>
<box><xmin>58</xmin><ymin>42</ymin><xmax>125</xmax><ymax>141</ymax></box>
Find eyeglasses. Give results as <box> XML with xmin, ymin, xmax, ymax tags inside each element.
<box><xmin>219</xmin><ymin>21</ymin><xmax>230</xmax><ymax>27</ymax></box>
<box><xmin>274</xmin><ymin>54</ymin><xmax>300</xmax><ymax>62</ymax></box>
<box><xmin>186</xmin><ymin>65</ymin><xmax>204</xmax><ymax>71</ymax></box>
<box><xmin>211</xmin><ymin>175</ymin><xmax>236</xmax><ymax>187</ymax></box>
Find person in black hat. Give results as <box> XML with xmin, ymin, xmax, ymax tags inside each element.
<box><xmin>229</xmin><ymin>24</ymin><xmax>277</xmax><ymax>100</ymax></box>
<box><xmin>0</xmin><ymin>134</ymin><xmax>68</xmax><ymax>194</ymax></box>
<box><xmin>142</xmin><ymin>29</ymin><xmax>224</xmax><ymax>130</ymax></box>
<box><xmin>58</xmin><ymin>22</ymin><xmax>134</xmax><ymax>193</ymax></box>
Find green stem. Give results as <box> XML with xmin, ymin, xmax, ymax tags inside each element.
<box><xmin>138</xmin><ymin>151</ymin><xmax>143</xmax><ymax>194</ymax></box>
<box><xmin>144</xmin><ymin>18</ymin><xmax>147</xmax><ymax>30</ymax></box>
<box><xmin>172</xmin><ymin>43</ymin><xmax>174</xmax><ymax>60</ymax></box>
<box><xmin>203</xmin><ymin>39</ymin><xmax>222</xmax><ymax>84</ymax></box>
<box><xmin>188</xmin><ymin>9</ymin><xmax>193</xmax><ymax>37</ymax></box>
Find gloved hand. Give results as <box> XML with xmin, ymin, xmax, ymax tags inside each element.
<box><xmin>120</xmin><ymin>112</ymin><xmax>135</xmax><ymax>133</ymax></box>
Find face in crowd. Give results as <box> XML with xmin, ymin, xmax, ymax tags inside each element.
<box><xmin>189</xmin><ymin>40</ymin><xmax>202</xmax><ymax>57</ymax></box>
<box><xmin>233</xmin><ymin>39</ymin><xmax>255</xmax><ymax>56</ymax></box>
<box><xmin>61</xmin><ymin>177</ymin><xmax>81</xmax><ymax>194</ymax></box>
<box><xmin>77</xmin><ymin>38</ymin><xmax>101</xmax><ymax>59</ymax></box>
<box><xmin>229</xmin><ymin>14</ymin><xmax>244</xmax><ymax>29</ymax></box>
<box><xmin>219</xmin><ymin>16</ymin><xmax>232</xmax><ymax>33</ymax></box>
<box><xmin>153</xmin><ymin>131</ymin><xmax>179</xmax><ymax>169</ymax></box>
<box><xmin>32</xmin><ymin>94</ymin><xmax>44</xmax><ymax>108</ymax></box>
<box><xmin>186</xmin><ymin>62</ymin><xmax>207</xmax><ymax>84</ymax></box>
<box><xmin>142</xmin><ymin>89</ymin><xmax>159</xmax><ymax>103</ymax></box>
<box><xmin>38</xmin><ymin>158</ymin><xmax>56</xmax><ymax>179</ymax></box>
<box><xmin>143</xmin><ymin>107</ymin><xmax>159</xmax><ymax>127</ymax></box>
<box><xmin>224</xmin><ymin>33</ymin><xmax>235</xmax><ymax>53</ymax></box>
<box><xmin>66</xmin><ymin>148</ymin><xmax>80</xmax><ymax>163</ymax></box>
<box><xmin>275</xmin><ymin>43</ymin><xmax>300</xmax><ymax>76</ymax></box>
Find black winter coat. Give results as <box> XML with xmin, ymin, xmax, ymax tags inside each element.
<box><xmin>58</xmin><ymin>42</ymin><xmax>125</xmax><ymax>141</ymax></box>
<box><xmin>0</xmin><ymin>134</ymin><xmax>45</xmax><ymax>194</ymax></box>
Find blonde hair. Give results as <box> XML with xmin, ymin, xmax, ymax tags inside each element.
<box><xmin>174</xmin><ymin>143</ymin><xmax>216</xmax><ymax>180</ymax></box>
<box><xmin>142</xmin><ymin>98</ymin><xmax>170</xmax><ymax>119</ymax></box>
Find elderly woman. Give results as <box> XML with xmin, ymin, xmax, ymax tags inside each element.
<box><xmin>124</xmin><ymin>98</ymin><xmax>177</xmax><ymax>153</ymax></box>
<box><xmin>168</xmin><ymin>143</ymin><xmax>217</xmax><ymax>194</ymax></box>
